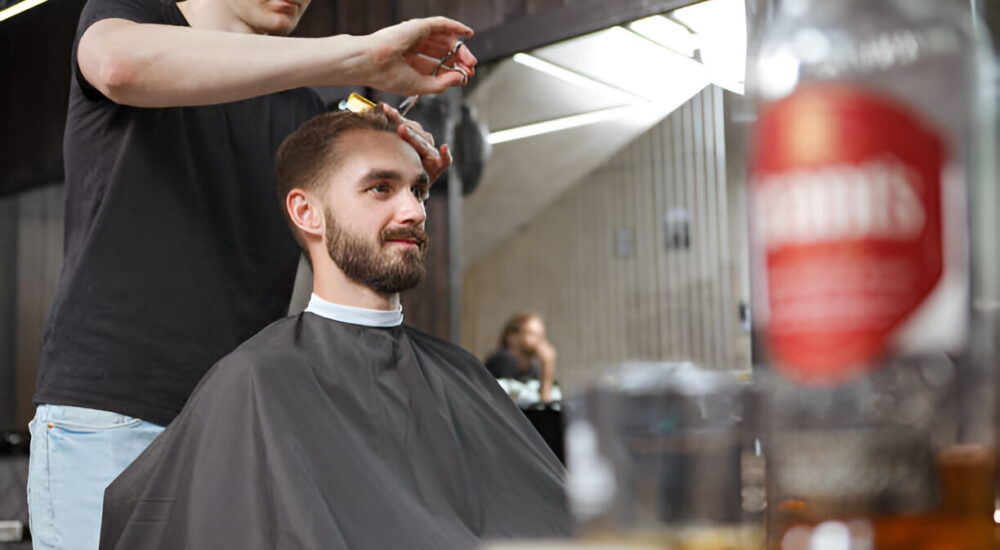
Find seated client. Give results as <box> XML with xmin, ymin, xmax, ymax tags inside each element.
<box><xmin>99</xmin><ymin>109</ymin><xmax>571</xmax><ymax>549</ymax></box>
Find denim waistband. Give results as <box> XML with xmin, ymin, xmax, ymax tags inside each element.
<box><xmin>34</xmin><ymin>404</ymin><xmax>140</xmax><ymax>426</ymax></box>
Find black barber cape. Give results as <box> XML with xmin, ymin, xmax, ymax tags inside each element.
<box><xmin>100</xmin><ymin>313</ymin><xmax>571</xmax><ymax>549</ymax></box>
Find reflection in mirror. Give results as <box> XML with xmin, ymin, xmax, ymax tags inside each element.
<box><xmin>460</xmin><ymin>0</ymin><xmax>751</xmax><ymax>399</ymax></box>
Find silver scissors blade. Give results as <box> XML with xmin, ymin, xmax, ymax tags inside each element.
<box><xmin>399</xmin><ymin>41</ymin><xmax>466</xmax><ymax>116</ymax></box>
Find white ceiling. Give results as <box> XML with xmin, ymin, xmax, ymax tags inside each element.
<box><xmin>461</xmin><ymin>0</ymin><xmax>746</xmax><ymax>270</ymax></box>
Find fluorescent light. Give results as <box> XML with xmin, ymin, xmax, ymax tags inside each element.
<box><xmin>672</xmin><ymin>0</ymin><xmax>747</xmax><ymax>93</ymax></box>
<box><xmin>487</xmin><ymin>105</ymin><xmax>643</xmax><ymax>144</ymax></box>
<box><xmin>494</xmin><ymin>26</ymin><xmax>714</xmax><ymax>144</ymax></box>
<box><xmin>512</xmin><ymin>53</ymin><xmax>648</xmax><ymax>104</ymax></box>
<box><xmin>627</xmin><ymin>15</ymin><xmax>698</xmax><ymax>58</ymax></box>
<box><xmin>483</xmin><ymin>2</ymin><xmax>743</xmax><ymax>144</ymax></box>
<box><xmin>532</xmin><ymin>26</ymin><xmax>709</xmax><ymax>103</ymax></box>
<box><xmin>0</xmin><ymin>0</ymin><xmax>47</xmax><ymax>23</ymax></box>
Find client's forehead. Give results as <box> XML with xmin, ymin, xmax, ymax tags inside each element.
<box><xmin>331</xmin><ymin>129</ymin><xmax>423</xmax><ymax>179</ymax></box>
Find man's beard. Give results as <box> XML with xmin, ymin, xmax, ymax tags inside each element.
<box><xmin>325</xmin><ymin>210</ymin><xmax>430</xmax><ymax>295</ymax></box>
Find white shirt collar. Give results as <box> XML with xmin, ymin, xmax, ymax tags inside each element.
<box><xmin>304</xmin><ymin>293</ymin><xmax>403</xmax><ymax>327</ymax></box>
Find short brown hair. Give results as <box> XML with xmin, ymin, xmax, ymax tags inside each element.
<box><xmin>275</xmin><ymin>109</ymin><xmax>397</xmax><ymax>242</ymax></box>
<box><xmin>499</xmin><ymin>312</ymin><xmax>541</xmax><ymax>349</ymax></box>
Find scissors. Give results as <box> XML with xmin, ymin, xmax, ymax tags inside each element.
<box><xmin>398</xmin><ymin>41</ymin><xmax>468</xmax><ymax>116</ymax></box>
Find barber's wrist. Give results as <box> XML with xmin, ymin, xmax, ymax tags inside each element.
<box><xmin>315</xmin><ymin>34</ymin><xmax>373</xmax><ymax>88</ymax></box>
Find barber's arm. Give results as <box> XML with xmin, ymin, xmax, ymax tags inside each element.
<box><xmin>77</xmin><ymin>16</ymin><xmax>477</xmax><ymax>108</ymax></box>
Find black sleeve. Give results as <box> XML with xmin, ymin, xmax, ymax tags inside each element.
<box><xmin>484</xmin><ymin>349</ymin><xmax>518</xmax><ymax>379</ymax></box>
<box><xmin>72</xmin><ymin>0</ymin><xmax>173</xmax><ymax>97</ymax></box>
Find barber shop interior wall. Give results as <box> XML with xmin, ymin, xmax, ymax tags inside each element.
<box><xmin>461</xmin><ymin>86</ymin><xmax>750</xmax><ymax>396</ymax></box>
<box><xmin>0</xmin><ymin>198</ymin><xmax>17</xmax><ymax>430</ymax></box>
<box><xmin>0</xmin><ymin>184</ymin><xmax>65</xmax><ymax>431</ymax></box>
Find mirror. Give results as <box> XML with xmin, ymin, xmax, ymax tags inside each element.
<box><xmin>459</xmin><ymin>0</ymin><xmax>753</xmax><ymax>398</ymax></box>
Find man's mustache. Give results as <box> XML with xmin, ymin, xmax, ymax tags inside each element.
<box><xmin>381</xmin><ymin>227</ymin><xmax>430</xmax><ymax>250</ymax></box>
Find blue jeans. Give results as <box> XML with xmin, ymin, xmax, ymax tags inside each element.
<box><xmin>27</xmin><ymin>404</ymin><xmax>165</xmax><ymax>550</ymax></box>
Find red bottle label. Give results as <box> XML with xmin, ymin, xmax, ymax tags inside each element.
<box><xmin>752</xmin><ymin>85</ymin><xmax>946</xmax><ymax>384</ymax></box>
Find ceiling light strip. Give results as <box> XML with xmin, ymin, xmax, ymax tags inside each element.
<box><xmin>511</xmin><ymin>53</ymin><xmax>651</xmax><ymax>104</ymax></box>
<box><xmin>487</xmin><ymin>105</ymin><xmax>643</xmax><ymax>145</ymax></box>
<box><xmin>621</xmin><ymin>23</ymin><xmax>700</xmax><ymax>63</ymax></box>
<box><xmin>0</xmin><ymin>0</ymin><xmax>47</xmax><ymax>23</ymax></box>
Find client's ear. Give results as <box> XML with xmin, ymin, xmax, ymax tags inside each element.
<box><xmin>286</xmin><ymin>189</ymin><xmax>324</xmax><ymax>240</ymax></box>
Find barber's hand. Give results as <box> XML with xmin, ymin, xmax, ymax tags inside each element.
<box><xmin>365</xmin><ymin>17</ymin><xmax>477</xmax><ymax>95</ymax></box>
<box><xmin>382</xmin><ymin>103</ymin><xmax>451</xmax><ymax>184</ymax></box>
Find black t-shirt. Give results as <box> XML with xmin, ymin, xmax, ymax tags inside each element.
<box><xmin>34</xmin><ymin>0</ymin><xmax>327</xmax><ymax>426</ymax></box>
<box><xmin>484</xmin><ymin>348</ymin><xmax>540</xmax><ymax>382</ymax></box>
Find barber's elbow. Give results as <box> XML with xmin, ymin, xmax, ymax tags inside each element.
<box><xmin>92</xmin><ymin>54</ymin><xmax>141</xmax><ymax>102</ymax></box>
<box><xmin>78</xmin><ymin>41</ymin><xmax>141</xmax><ymax>103</ymax></box>
<box><xmin>77</xmin><ymin>19</ymin><xmax>151</xmax><ymax>104</ymax></box>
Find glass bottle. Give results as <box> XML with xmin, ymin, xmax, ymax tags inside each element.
<box><xmin>746</xmin><ymin>1</ymin><xmax>997</xmax><ymax>549</ymax></box>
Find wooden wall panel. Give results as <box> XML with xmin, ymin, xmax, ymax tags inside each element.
<box><xmin>462</xmin><ymin>87</ymin><xmax>751</xmax><ymax>397</ymax></box>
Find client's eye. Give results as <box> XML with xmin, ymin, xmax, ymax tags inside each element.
<box><xmin>412</xmin><ymin>185</ymin><xmax>430</xmax><ymax>202</ymax></box>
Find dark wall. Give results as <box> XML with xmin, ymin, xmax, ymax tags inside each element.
<box><xmin>0</xmin><ymin>0</ymin><xmax>87</xmax><ymax>197</ymax></box>
<box><xmin>0</xmin><ymin>198</ymin><xmax>16</xmax><ymax>428</ymax></box>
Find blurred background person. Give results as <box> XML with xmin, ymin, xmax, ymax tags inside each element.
<box><xmin>485</xmin><ymin>312</ymin><xmax>557</xmax><ymax>403</ymax></box>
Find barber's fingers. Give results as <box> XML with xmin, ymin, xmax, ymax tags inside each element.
<box><xmin>402</xmin><ymin>68</ymin><xmax>468</xmax><ymax>94</ymax></box>
<box><xmin>379</xmin><ymin>16</ymin><xmax>471</xmax><ymax>45</ymax></box>
<box><xmin>432</xmin><ymin>71</ymin><xmax>467</xmax><ymax>91</ymax></box>
<box><xmin>403</xmin><ymin>131</ymin><xmax>449</xmax><ymax>184</ymax></box>
<box><xmin>409</xmin><ymin>35</ymin><xmax>462</xmax><ymax>59</ymax></box>
<box><xmin>452</xmin><ymin>44</ymin><xmax>477</xmax><ymax>71</ymax></box>
<box><xmin>382</xmin><ymin>103</ymin><xmax>434</xmax><ymax>145</ymax></box>
<box><xmin>407</xmin><ymin>35</ymin><xmax>478</xmax><ymax>66</ymax></box>
<box><xmin>406</xmin><ymin>120</ymin><xmax>435</xmax><ymax>146</ymax></box>
<box><xmin>404</xmin><ymin>26</ymin><xmax>477</xmax><ymax>79</ymax></box>
<box><xmin>421</xmin><ymin>144</ymin><xmax>451</xmax><ymax>184</ymax></box>
<box><xmin>381</xmin><ymin>103</ymin><xmax>450</xmax><ymax>182</ymax></box>
<box><xmin>404</xmin><ymin>53</ymin><xmax>445</xmax><ymax>76</ymax></box>
<box><xmin>404</xmin><ymin>54</ymin><xmax>474</xmax><ymax>84</ymax></box>
<box><xmin>397</xmin><ymin>123</ymin><xmax>440</xmax><ymax>163</ymax></box>
<box><xmin>439</xmin><ymin>144</ymin><xmax>452</xmax><ymax>171</ymax></box>
<box><xmin>392</xmin><ymin>18</ymin><xmax>470</xmax><ymax>57</ymax></box>
<box><xmin>404</xmin><ymin>53</ymin><xmax>471</xmax><ymax>80</ymax></box>
<box><xmin>414</xmin><ymin>16</ymin><xmax>473</xmax><ymax>38</ymax></box>
<box><xmin>381</xmin><ymin>102</ymin><xmax>410</xmax><ymax>128</ymax></box>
